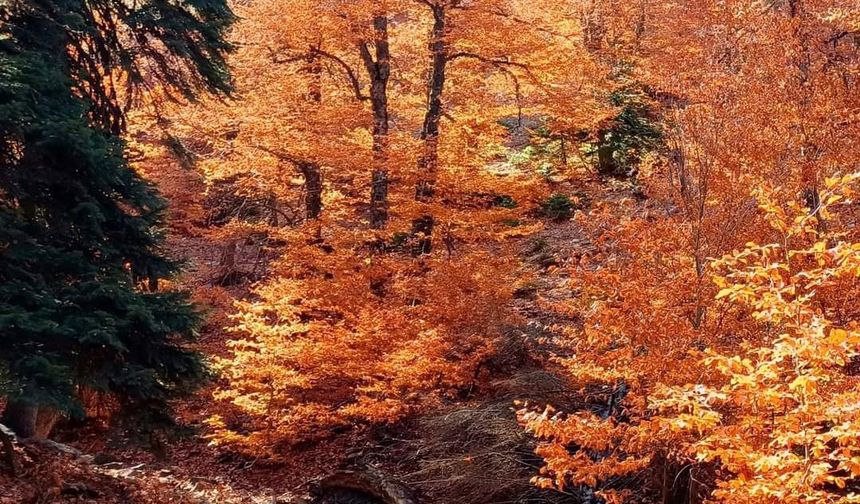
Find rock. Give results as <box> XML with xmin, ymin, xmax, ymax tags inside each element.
<box><xmin>93</xmin><ymin>452</ymin><xmax>118</xmax><ymax>465</ymax></box>
<box><xmin>312</xmin><ymin>465</ymin><xmax>418</xmax><ymax>504</ymax></box>
<box><xmin>77</xmin><ymin>454</ymin><xmax>95</xmax><ymax>465</ymax></box>
<box><xmin>61</xmin><ymin>482</ymin><xmax>101</xmax><ymax>498</ymax></box>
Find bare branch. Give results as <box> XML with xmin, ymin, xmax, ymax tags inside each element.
<box><xmin>447</xmin><ymin>51</ymin><xmax>542</xmax><ymax>88</ymax></box>
<box><xmin>358</xmin><ymin>41</ymin><xmax>377</xmax><ymax>80</ymax></box>
<box><xmin>484</xmin><ymin>7</ymin><xmax>573</xmax><ymax>40</ymax></box>
<box><xmin>264</xmin><ymin>43</ymin><xmax>370</xmax><ymax>101</ymax></box>
<box><xmin>311</xmin><ymin>47</ymin><xmax>370</xmax><ymax>101</ymax></box>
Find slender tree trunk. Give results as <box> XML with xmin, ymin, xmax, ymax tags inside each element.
<box><xmin>300</xmin><ymin>162</ymin><xmax>323</xmax><ymax>220</ymax></box>
<box><xmin>788</xmin><ymin>3</ymin><xmax>826</xmax><ymax>231</ymax></box>
<box><xmin>411</xmin><ymin>215</ymin><xmax>434</xmax><ymax>256</ymax></box>
<box><xmin>689</xmin><ymin>466</ymin><xmax>699</xmax><ymax>504</ymax></box>
<box><xmin>559</xmin><ymin>136</ymin><xmax>568</xmax><ymax>166</ymax></box>
<box><xmin>221</xmin><ymin>239</ymin><xmax>237</xmax><ymax>271</ymax></box>
<box><xmin>362</xmin><ymin>14</ymin><xmax>391</xmax><ymax>229</ymax></box>
<box><xmin>307</xmin><ymin>49</ymin><xmax>322</xmax><ymax>103</ymax></box>
<box><xmin>370</xmin><ymin>168</ymin><xmax>388</xmax><ymax>229</ymax></box>
<box><xmin>661</xmin><ymin>454</ymin><xmax>671</xmax><ymax>504</ymax></box>
<box><xmin>303</xmin><ymin>50</ymin><xmax>324</xmax><ymax>223</ymax></box>
<box><xmin>596</xmin><ymin>131</ymin><xmax>618</xmax><ymax>177</ymax></box>
<box><xmin>413</xmin><ymin>3</ymin><xmax>448</xmax><ymax>254</ymax></box>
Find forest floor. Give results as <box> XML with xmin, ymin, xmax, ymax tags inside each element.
<box><xmin>1</xmin><ymin>144</ymin><xmax>645</xmax><ymax>503</ymax></box>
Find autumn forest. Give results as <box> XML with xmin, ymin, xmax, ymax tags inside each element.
<box><xmin>2</xmin><ymin>0</ymin><xmax>860</xmax><ymax>503</ymax></box>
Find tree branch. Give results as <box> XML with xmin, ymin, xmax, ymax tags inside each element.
<box><xmin>265</xmin><ymin>44</ymin><xmax>370</xmax><ymax>101</ymax></box>
<box><xmin>448</xmin><ymin>51</ymin><xmax>542</xmax><ymax>97</ymax></box>
<box><xmin>484</xmin><ymin>7</ymin><xmax>573</xmax><ymax>40</ymax></box>
<box><xmin>358</xmin><ymin>41</ymin><xmax>377</xmax><ymax>80</ymax></box>
<box><xmin>311</xmin><ymin>47</ymin><xmax>371</xmax><ymax>101</ymax></box>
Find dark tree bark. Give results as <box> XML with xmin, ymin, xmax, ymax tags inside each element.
<box><xmin>0</xmin><ymin>423</ymin><xmax>17</xmax><ymax>475</ymax></box>
<box><xmin>275</xmin><ymin>13</ymin><xmax>399</xmax><ymax>230</ymax></box>
<box><xmin>360</xmin><ymin>14</ymin><xmax>392</xmax><ymax>229</ymax></box>
<box><xmin>415</xmin><ymin>3</ymin><xmax>448</xmax><ymax>202</ymax></box>
<box><xmin>0</xmin><ymin>426</ymin><xmax>19</xmax><ymax>476</ymax></box>
<box><xmin>302</xmin><ymin>49</ymin><xmax>324</xmax><ymax>222</ymax></box>
<box><xmin>2</xmin><ymin>401</ymin><xmax>38</xmax><ymax>439</ymax></box>
<box><xmin>370</xmin><ymin>169</ymin><xmax>389</xmax><ymax>229</ymax></box>
<box><xmin>300</xmin><ymin>162</ymin><xmax>323</xmax><ymax>220</ymax></box>
<box><xmin>411</xmin><ymin>215</ymin><xmax>435</xmax><ymax>257</ymax></box>
<box><xmin>412</xmin><ymin>1</ymin><xmax>453</xmax><ymax>254</ymax></box>
<box><xmin>560</xmin><ymin>136</ymin><xmax>568</xmax><ymax>166</ymax></box>
<box><xmin>307</xmin><ymin>48</ymin><xmax>322</xmax><ymax>103</ymax></box>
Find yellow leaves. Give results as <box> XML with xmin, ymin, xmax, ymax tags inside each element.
<box><xmin>705</xmin><ymin>353</ymin><xmax>754</xmax><ymax>376</ymax></box>
<box><xmin>519</xmin><ymin>172</ymin><xmax>860</xmax><ymax>504</ymax></box>
<box><xmin>787</xmin><ymin>374</ymin><xmax>818</xmax><ymax>395</ymax></box>
<box><xmin>716</xmin><ymin>287</ymin><xmax>735</xmax><ymax>300</ymax></box>
<box><xmin>211</xmin><ymin>239</ymin><xmax>518</xmax><ymax>451</ymax></box>
<box><xmin>530</xmin><ymin>476</ymin><xmax>556</xmax><ymax>490</ymax></box>
<box><xmin>825</xmin><ymin>173</ymin><xmax>860</xmax><ymax>191</ymax></box>
<box><xmin>497</xmin><ymin>221</ymin><xmax>545</xmax><ymax>239</ymax></box>
<box><xmin>828</xmin><ymin>328</ymin><xmax>851</xmax><ymax>345</ymax></box>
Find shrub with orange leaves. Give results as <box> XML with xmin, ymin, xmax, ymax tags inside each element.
<box><xmin>647</xmin><ymin>174</ymin><xmax>860</xmax><ymax>503</ymax></box>
<box><xmin>206</xmin><ymin>222</ymin><xmax>518</xmax><ymax>454</ymax></box>
<box><xmin>521</xmin><ymin>173</ymin><xmax>860</xmax><ymax>503</ymax></box>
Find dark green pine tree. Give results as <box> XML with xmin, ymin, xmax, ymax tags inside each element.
<box><xmin>0</xmin><ymin>0</ymin><xmax>234</xmax><ymax>437</ymax></box>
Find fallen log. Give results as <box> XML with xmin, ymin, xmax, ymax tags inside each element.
<box><xmin>313</xmin><ymin>465</ymin><xmax>418</xmax><ymax>504</ymax></box>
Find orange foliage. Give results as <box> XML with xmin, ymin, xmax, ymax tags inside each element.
<box><xmin>522</xmin><ymin>175</ymin><xmax>860</xmax><ymax>503</ymax></box>
<box><xmin>128</xmin><ymin>2</ymin><xmax>860</xmax><ymax>502</ymax></box>
<box><xmin>518</xmin><ymin>1</ymin><xmax>860</xmax><ymax>502</ymax></box>
<box><xmin>185</xmin><ymin>0</ymin><xmax>602</xmax><ymax>454</ymax></box>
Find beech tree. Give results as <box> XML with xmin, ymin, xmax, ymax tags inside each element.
<box><xmin>196</xmin><ymin>0</ymin><xmax>596</xmax><ymax>454</ymax></box>
<box><xmin>518</xmin><ymin>1</ymin><xmax>860</xmax><ymax>502</ymax></box>
<box><xmin>521</xmin><ymin>174</ymin><xmax>860</xmax><ymax>504</ymax></box>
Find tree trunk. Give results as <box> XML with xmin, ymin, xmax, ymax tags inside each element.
<box><xmin>2</xmin><ymin>401</ymin><xmax>37</xmax><ymax>438</ymax></box>
<box><xmin>412</xmin><ymin>3</ymin><xmax>448</xmax><ymax>254</ymax></box>
<box><xmin>361</xmin><ymin>14</ymin><xmax>391</xmax><ymax>230</ymax></box>
<box><xmin>221</xmin><ymin>239</ymin><xmax>237</xmax><ymax>271</ymax></box>
<box><xmin>560</xmin><ymin>136</ymin><xmax>568</xmax><ymax>166</ymax></box>
<box><xmin>303</xmin><ymin>50</ymin><xmax>324</xmax><ymax>223</ymax></box>
<box><xmin>299</xmin><ymin>162</ymin><xmax>323</xmax><ymax>220</ymax></box>
<box><xmin>2</xmin><ymin>400</ymin><xmax>60</xmax><ymax>439</ymax></box>
<box><xmin>596</xmin><ymin>131</ymin><xmax>618</xmax><ymax>177</ymax></box>
<box><xmin>370</xmin><ymin>169</ymin><xmax>389</xmax><ymax>229</ymax></box>
<box><xmin>416</xmin><ymin>4</ymin><xmax>447</xmax><ymax>201</ymax></box>
<box><xmin>307</xmin><ymin>48</ymin><xmax>322</xmax><ymax>103</ymax></box>
<box><xmin>411</xmin><ymin>215</ymin><xmax>434</xmax><ymax>257</ymax></box>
